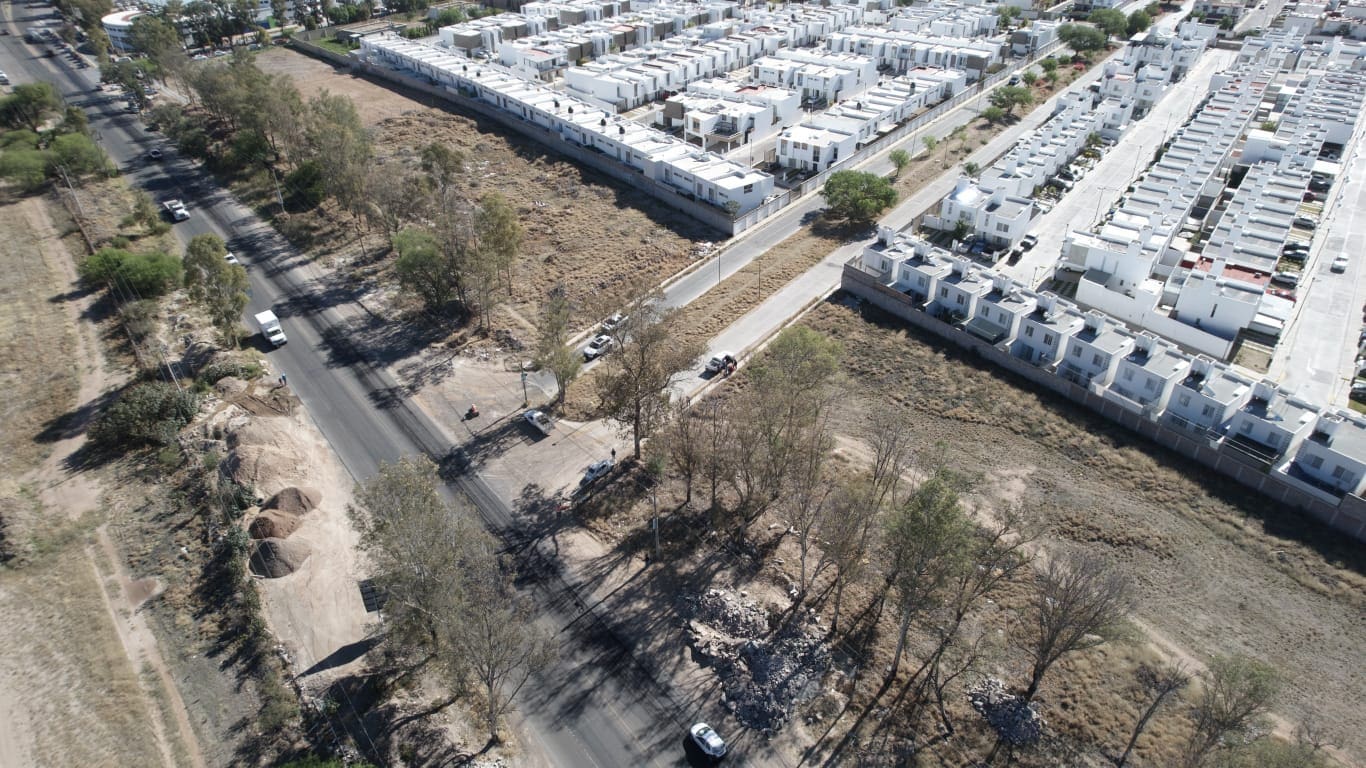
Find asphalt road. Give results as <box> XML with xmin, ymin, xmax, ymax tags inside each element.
<box><xmin>0</xmin><ymin>5</ymin><xmax>704</xmax><ymax>766</ymax></box>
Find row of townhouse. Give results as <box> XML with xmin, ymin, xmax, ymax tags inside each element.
<box><xmin>855</xmin><ymin>229</ymin><xmax>1366</xmax><ymax>499</ymax></box>
<box><xmin>1010</xmin><ymin>20</ymin><xmax>1061</xmax><ymax>56</ymax></box>
<box><xmin>751</xmin><ymin>49</ymin><xmax>880</xmax><ymax>107</ymax></box>
<box><xmin>773</xmin><ymin>67</ymin><xmax>965</xmax><ymax>171</ymax></box>
<box><xmin>884</xmin><ymin>2</ymin><xmax>1000</xmax><ymax>38</ymax></box>
<box><xmin>520</xmin><ymin>0</ymin><xmax>631</xmax><ymax>27</ymax></box>
<box><xmin>440</xmin><ymin>0</ymin><xmax>732</xmax><ymax>55</ymax></box>
<box><xmin>561</xmin><ymin>4</ymin><xmax>866</xmax><ymax>110</ymax></box>
<box><xmin>826</xmin><ymin>25</ymin><xmax>1003</xmax><ymax>79</ymax></box>
<box><xmin>1067</xmin><ymin>45</ymin><xmax>1366</xmax><ymax>359</ymax></box>
<box><xmin>360</xmin><ymin>35</ymin><xmax>774</xmax><ymax>213</ymax></box>
<box><xmin>925</xmin><ymin>91</ymin><xmax>1117</xmax><ymax>247</ymax></box>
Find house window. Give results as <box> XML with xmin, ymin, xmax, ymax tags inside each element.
<box><xmin>1025</xmin><ymin>326</ymin><xmax>1035</xmax><ymax>338</ymax></box>
<box><xmin>1179</xmin><ymin>394</ymin><xmax>1191</xmax><ymax>406</ymax></box>
<box><xmin>1123</xmin><ymin>369</ymin><xmax>1134</xmax><ymax>381</ymax></box>
<box><xmin>956</xmin><ymin>295</ymin><xmax>964</xmax><ymax>306</ymax></box>
<box><xmin>743</xmin><ymin>184</ymin><xmax>754</xmax><ymax>193</ymax></box>
<box><xmin>1143</xmin><ymin>378</ymin><xmax>1155</xmax><ymax>391</ymax></box>
<box><xmin>1044</xmin><ymin>333</ymin><xmax>1054</xmax><ymax>345</ymax></box>
<box><xmin>1331</xmin><ymin>464</ymin><xmax>1348</xmax><ymax>479</ymax></box>
<box><xmin>1202</xmin><ymin>404</ymin><xmax>1216</xmax><ymax>418</ymax></box>
<box><xmin>1308</xmin><ymin>455</ymin><xmax>1323</xmax><ymax>469</ymax></box>
<box><xmin>940</xmin><ymin>287</ymin><xmax>949</xmax><ymax>298</ymax></box>
<box><xmin>918</xmin><ymin>276</ymin><xmax>927</xmax><ymax>287</ymax></box>
<box><xmin>999</xmin><ymin>311</ymin><xmax>1007</xmax><ymax>324</ymax></box>
<box><xmin>1093</xmin><ymin>354</ymin><xmax>1106</xmax><ymax>367</ymax></box>
<box><xmin>1071</xmin><ymin>346</ymin><xmax>1081</xmax><ymax>357</ymax></box>
<box><xmin>1266</xmin><ymin>432</ymin><xmax>1280</xmax><ymax>448</ymax></box>
<box><xmin>1240</xmin><ymin>421</ymin><xmax>1253</xmax><ymax>434</ymax></box>
<box><xmin>996</xmin><ymin>222</ymin><xmax>1010</xmax><ymax>233</ymax></box>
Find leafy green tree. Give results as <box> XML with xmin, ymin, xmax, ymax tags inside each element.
<box><xmin>283</xmin><ymin>160</ymin><xmax>326</xmax><ymax>209</ymax></box>
<box><xmin>1040</xmin><ymin>57</ymin><xmax>1059</xmax><ymax>73</ymax></box>
<box><xmin>474</xmin><ymin>191</ymin><xmax>521</xmax><ymax>300</ymax></box>
<box><xmin>0</xmin><ymin>147</ymin><xmax>49</xmax><ymax>190</ymax></box>
<box><xmin>270</xmin><ymin>0</ymin><xmax>288</xmax><ymax>25</ymax></box>
<box><xmin>963</xmin><ymin>161</ymin><xmax>980</xmax><ymax>177</ymax></box>
<box><xmin>982</xmin><ymin>106</ymin><xmax>1006</xmax><ymax>124</ymax></box>
<box><xmin>1088</xmin><ymin>9</ymin><xmax>1128</xmax><ymax>36</ymax></box>
<box><xmin>989</xmin><ymin>85</ymin><xmax>1034</xmax><ymax>115</ymax></box>
<box><xmin>921</xmin><ymin>134</ymin><xmax>938</xmax><ymax>156</ymax></box>
<box><xmin>392</xmin><ymin>226</ymin><xmax>456</xmax><ymax>314</ymax></box>
<box><xmin>889</xmin><ymin>148</ymin><xmax>910</xmax><ymax>177</ymax></box>
<box><xmin>1021</xmin><ymin>70</ymin><xmax>1038</xmax><ymax>86</ymax></box>
<box><xmin>420</xmin><ymin>141</ymin><xmax>465</xmax><ymax>192</ymax></box>
<box><xmin>183</xmin><ymin>234</ymin><xmax>250</xmax><ymax>346</ymax></box>
<box><xmin>820</xmin><ymin>170</ymin><xmax>898</xmax><ymax>224</ymax></box>
<box><xmin>1059</xmin><ymin>23</ymin><xmax>1108</xmax><ymax>52</ymax></box>
<box><xmin>1127</xmin><ymin>10</ymin><xmax>1153</xmax><ymax>34</ymax></box>
<box><xmin>1045</xmin><ymin>70</ymin><xmax>1060</xmax><ymax>87</ymax></box>
<box><xmin>0</xmin><ymin>82</ymin><xmax>62</xmax><ymax>131</ymax></box>
<box><xmin>532</xmin><ymin>285</ymin><xmax>580</xmax><ymax>407</ymax></box>
<box><xmin>49</xmin><ymin>133</ymin><xmax>110</xmax><ymax>181</ymax></box>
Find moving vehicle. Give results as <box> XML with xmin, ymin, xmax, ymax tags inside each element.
<box><xmin>690</xmin><ymin>722</ymin><xmax>727</xmax><ymax>761</ymax></box>
<box><xmin>579</xmin><ymin>458</ymin><xmax>613</xmax><ymax>488</ymax></box>
<box><xmin>163</xmin><ymin>199</ymin><xmax>189</xmax><ymax>221</ymax></box>
<box><xmin>255</xmin><ymin>309</ymin><xmax>287</xmax><ymax>347</ymax></box>
<box><xmin>1019</xmin><ymin>233</ymin><xmax>1039</xmax><ymax>251</ymax></box>
<box><xmin>0</xmin><ymin>72</ymin><xmax>9</xmax><ymax>85</ymax></box>
<box><xmin>1331</xmin><ymin>255</ymin><xmax>1349</xmax><ymax>273</ymax></box>
<box><xmin>584</xmin><ymin>333</ymin><xmax>614</xmax><ymax>360</ymax></box>
<box><xmin>523</xmin><ymin>409</ymin><xmax>553</xmax><ymax>435</ymax></box>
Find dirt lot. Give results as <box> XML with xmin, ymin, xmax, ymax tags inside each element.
<box><xmin>793</xmin><ymin>296</ymin><xmax>1366</xmax><ymax>763</ymax></box>
<box><xmin>254</xmin><ymin>48</ymin><xmax>715</xmax><ymax>331</ymax></box>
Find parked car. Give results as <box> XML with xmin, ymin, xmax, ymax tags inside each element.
<box><xmin>1331</xmin><ymin>255</ymin><xmax>1349</xmax><ymax>273</ymax></box>
<box><xmin>1020</xmin><ymin>233</ymin><xmax>1039</xmax><ymax>251</ymax></box>
<box><xmin>224</xmin><ymin>251</ymin><xmax>241</xmax><ymax>267</ymax></box>
<box><xmin>600</xmin><ymin>312</ymin><xmax>626</xmax><ymax>333</ymax></box>
<box><xmin>689</xmin><ymin>722</ymin><xmax>727</xmax><ymax>761</ymax></box>
<box><xmin>147</xmin><ymin>148</ymin><xmax>163</xmax><ymax>160</ymax></box>
<box><xmin>705</xmin><ymin>352</ymin><xmax>736</xmax><ymax>376</ymax></box>
<box><xmin>1270</xmin><ymin>271</ymin><xmax>1299</xmax><ymax>287</ymax></box>
<box><xmin>1303</xmin><ymin>192</ymin><xmax>1317</xmax><ymax>202</ymax></box>
<box><xmin>1293</xmin><ymin>216</ymin><xmax>1317</xmax><ymax>230</ymax></box>
<box><xmin>584</xmin><ymin>334</ymin><xmax>614</xmax><ymax>360</ymax></box>
<box><xmin>579</xmin><ymin>458</ymin><xmax>614</xmax><ymax>488</ymax></box>
<box><xmin>523</xmin><ymin>409</ymin><xmax>553</xmax><ymax>435</ymax></box>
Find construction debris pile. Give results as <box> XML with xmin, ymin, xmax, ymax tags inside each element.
<box><xmin>967</xmin><ymin>677</ymin><xmax>1044</xmax><ymax>746</ymax></box>
<box><xmin>686</xmin><ymin>589</ymin><xmax>831</xmax><ymax>735</ymax></box>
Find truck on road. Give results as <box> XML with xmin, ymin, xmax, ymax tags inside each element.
<box><xmin>255</xmin><ymin>310</ymin><xmax>287</xmax><ymax>347</ymax></box>
<box><xmin>163</xmin><ymin>199</ymin><xmax>189</xmax><ymax>221</ymax></box>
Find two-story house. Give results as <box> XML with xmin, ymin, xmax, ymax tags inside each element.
<box><xmin>967</xmin><ymin>274</ymin><xmax>1038</xmax><ymax>345</ymax></box>
<box><xmin>1224</xmin><ymin>381</ymin><xmax>1321</xmax><ymax>468</ymax></box>
<box><xmin>1291</xmin><ymin>411</ymin><xmax>1366</xmax><ymax>496</ymax></box>
<box><xmin>1164</xmin><ymin>355</ymin><xmax>1254</xmax><ymax>435</ymax></box>
<box><xmin>1011</xmin><ymin>294</ymin><xmax>1086</xmax><ymax>368</ymax></box>
<box><xmin>930</xmin><ymin>258</ymin><xmax>993</xmax><ymax>323</ymax></box>
<box><xmin>1103</xmin><ymin>332</ymin><xmax>1192</xmax><ymax>417</ymax></box>
<box><xmin>1058</xmin><ymin>311</ymin><xmax>1137</xmax><ymax>389</ymax></box>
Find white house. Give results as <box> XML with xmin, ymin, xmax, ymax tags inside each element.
<box><xmin>966</xmin><ymin>274</ymin><xmax>1039</xmax><ymax>345</ymax></box>
<box><xmin>1163</xmin><ymin>355</ymin><xmax>1253</xmax><ymax>435</ymax></box>
<box><xmin>1292</xmin><ymin>411</ymin><xmax>1366</xmax><ymax>496</ymax></box>
<box><xmin>1103</xmin><ymin>332</ymin><xmax>1192</xmax><ymax>417</ymax></box>
<box><xmin>929</xmin><ymin>257</ymin><xmax>993</xmax><ymax>322</ymax></box>
<box><xmin>1058</xmin><ymin>311</ymin><xmax>1136</xmax><ymax>390</ymax></box>
<box><xmin>775</xmin><ymin>123</ymin><xmax>858</xmax><ymax>172</ymax></box>
<box><xmin>1011</xmin><ymin>294</ymin><xmax>1086</xmax><ymax>367</ymax></box>
<box><xmin>1224</xmin><ymin>381</ymin><xmax>1321</xmax><ymax>466</ymax></box>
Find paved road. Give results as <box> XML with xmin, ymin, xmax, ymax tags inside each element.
<box><xmin>1266</xmin><ymin>127</ymin><xmax>1366</xmax><ymax>406</ymax></box>
<box><xmin>0</xmin><ymin>6</ymin><xmax>702</xmax><ymax>766</ymax></box>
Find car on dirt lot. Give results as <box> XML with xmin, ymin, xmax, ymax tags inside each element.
<box><xmin>689</xmin><ymin>722</ymin><xmax>727</xmax><ymax>761</ymax></box>
<box><xmin>583</xmin><ymin>334</ymin><xmax>614</xmax><ymax>360</ymax></box>
<box><xmin>579</xmin><ymin>459</ymin><xmax>613</xmax><ymax>488</ymax></box>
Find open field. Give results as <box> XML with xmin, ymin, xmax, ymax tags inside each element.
<box><xmin>254</xmin><ymin>48</ymin><xmax>715</xmax><ymax>331</ymax></box>
<box><xmin>796</xmin><ymin>295</ymin><xmax>1365</xmax><ymax>762</ymax></box>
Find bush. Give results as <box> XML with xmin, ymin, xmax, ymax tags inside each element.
<box><xmin>284</xmin><ymin>160</ymin><xmax>326</xmax><ymax>210</ymax></box>
<box><xmin>119</xmin><ymin>299</ymin><xmax>160</xmax><ymax>343</ymax></box>
<box><xmin>89</xmin><ymin>381</ymin><xmax>200</xmax><ymax>450</ymax></box>
<box><xmin>79</xmin><ymin>248</ymin><xmax>183</xmax><ymax>297</ymax></box>
<box><xmin>0</xmin><ymin>148</ymin><xmax>49</xmax><ymax>190</ymax></box>
<box><xmin>197</xmin><ymin>358</ymin><xmax>264</xmax><ymax>385</ymax></box>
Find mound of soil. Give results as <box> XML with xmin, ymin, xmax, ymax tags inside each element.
<box><xmin>248</xmin><ymin>510</ymin><xmax>303</xmax><ymax>540</ymax></box>
<box><xmin>248</xmin><ymin>538</ymin><xmax>312</xmax><ymax>578</ymax></box>
<box><xmin>214</xmin><ymin>376</ymin><xmax>248</xmax><ymax>398</ymax></box>
<box><xmin>263</xmin><ymin>487</ymin><xmax>321</xmax><ymax>515</ymax></box>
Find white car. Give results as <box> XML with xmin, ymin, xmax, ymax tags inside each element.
<box><xmin>579</xmin><ymin>459</ymin><xmax>614</xmax><ymax>488</ymax></box>
<box><xmin>584</xmin><ymin>334</ymin><xmax>614</xmax><ymax>360</ymax></box>
<box><xmin>601</xmin><ymin>312</ymin><xmax>626</xmax><ymax>333</ymax></box>
<box><xmin>1331</xmin><ymin>256</ymin><xmax>1349</xmax><ymax>273</ymax></box>
<box><xmin>224</xmin><ymin>251</ymin><xmax>241</xmax><ymax>267</ymax></box>
<box><xmin>163</xmin><ymin>200</ymin><xmax>190</xmax><ymax>222</ymax></box>
<box><xmin>523</xmin><ymin>409</ymin><xmax>553</xmax><ymax>435</ymax></box>
<box><xmin>690</xmin><ymin>722</ymin><xmax>727</xmax><ymax>760</ymax></box>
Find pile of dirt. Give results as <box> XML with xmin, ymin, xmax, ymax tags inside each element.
<box><xmin>263</xmin><ymin>487</ymin><xmax>322</xmax><ymax>515</ymax></box>
<box><xmin>968</xmin><ymin>677</ymin><xmax>1044</xmax><ymax>746</ymax></box>
<box><xmin>685</xmin><ymin>589</ymin><xmax>830</xmax><ymax>735</ymax></box>
<box><xmin>213</xmin><ymin>376</ymin><xmax>248</xmax><ymax>398</ymax></box>
<box><xmin>248</xmin><ymin>537</ymin><xmax>312</xmax><ymax>578</ymax></box>
<box><xmin>248</xmin><ymin>510</ymin><xmax>304</xmax><ymax>540</ymax></box>
<box><xmin>225</xmin><ymin>418</ymin><xmax>313</xmax><ymax>491</ymax></box>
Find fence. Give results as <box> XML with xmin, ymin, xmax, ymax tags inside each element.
<box><xmin>841</xmin><ymin>261</ymin><xmax>1366</xmax><ymax>543</ymax></box>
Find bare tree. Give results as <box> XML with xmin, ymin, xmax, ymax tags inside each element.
<box><xmin>786</xmin><ymin>409</ymin><xmax>836</xmax><ymax>595</ymax></box>
<box><xmin>662</xmin><ymin>399</ymin><xmax>704</xmax><ymax>505</ymax></box>
<box><xmin>882</xmin><ymin>470</ymin><xmax>976</xmax><ymax>679</ymax></box>
<box><xmin>532</xmin><ymin>285</ymin><xmax>580</xmax><ymax>406</ymax></box>
<box><xmin>1181</xmin><ymin>655</ymin><xmax>1280</xmax><ymax>768</ymax></box>
<box><xmin>1021</xmin><ymin>550</ymin><xmax>1137</xmax><ymax>704</ymax></box>
<box><xmin>866</xmin><ymin>411</ymin><xmax>917</xmax><ymax>507</ymax></box>
<box><xmin>813</xmin><ymin>479</ymin><xmax>879</xmax><ymax>635</ymax></box>
<box><xmin>699</xmin><ymin>397</ymin><xmax>734</xmax><ymax>511</ymax></box>
<box><xmin>595</xmin><ymin>286</ymin><xmax>703</xmax><ymax>459</ymax></box>
<box><xmin>1115</xmin><ymin>661</ymin><xmax>1190</xmax><ymax>767</ymax></box>
<box><xmin>368</xmin><ymin>166</ymin><xmax>429</xmax><ymax>242</ymax></box>
<box><xmin>474</xmin><ymin>192</ymin><xmax>522</xmax><ymax>299</ymax></box>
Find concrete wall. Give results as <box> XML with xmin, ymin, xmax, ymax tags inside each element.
<box><xmin>842</xmin><ymin>262</ymin><xmax>1366</xmax><ymax>543</ymax></box>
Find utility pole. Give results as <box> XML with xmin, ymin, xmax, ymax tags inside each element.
<box><xmin>652</xmin><ymin>487</ymin><xmax>660</xmax><ymax>561</ymax></box>
<box><xmin>521</xmin><ymin>369</ymin><xmax>529</xmax><ymax>406</ymax></box>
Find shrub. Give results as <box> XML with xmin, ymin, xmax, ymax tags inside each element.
<box><xmin>197</xmin><ymin>358</ymin><xmax>264</xmax><ymax>385</ymax></box>
<box><xmin>89</xmin><ymin>382</ymin><xmax>200</xmax><ymax>450</ymax></box>
<box><xmin>284</xmin><ymin>160</ymin><xmax>326</xmax><ymax>210</ymax></box>
<box><xmin>79</xmin><ymin>248</ymin><xmax>183</xmax><ymax>297</ymax></box>
<box><xmin>119</xmin><ymin>299</ymin><xmax>160</xmax><ymax>343</ymax></box>
<box><xmin>0</xmin><ymin>147</ymin><xmax>49</xmax><ymax>190</ymax></box>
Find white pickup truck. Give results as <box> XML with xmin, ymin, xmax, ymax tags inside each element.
<box><xmin>163</xmin><ymin>199</ymin><xmax>189</xmax><ymax>221</ymax></box>
<box><xmin>255</xmin><ymin>310</ymin><xmax>287</xmax><ymax>347</ymax></box>
<box><xmin>523</xmin><ymin>409</ymin><xmax>553</xmax><ymax>435</ymax></box>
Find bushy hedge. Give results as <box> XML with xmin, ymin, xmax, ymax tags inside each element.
<box><xmin>197</xmin><ymin>358</ymin><xmax>264</xmax><ymax>385</ymax></box>
<box><xmin>89</xmin><ymin>381</ymin><xmax>200</xmax><ymax>450</ymax></box>
<box><xmin>79</xmin><ymin>248</ymin><xmax>183</xmax><ymax>297</ymax></box>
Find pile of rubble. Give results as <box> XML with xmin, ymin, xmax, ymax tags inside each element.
<box><xmin>686</xmin><ymin>589</ymin><xmax>830</xmax><ymax>735</ymax></box>
<box><xmin>967</xmin><ymin>678</ymin><xmax>1044</xmax><ymax>746</ymax></box>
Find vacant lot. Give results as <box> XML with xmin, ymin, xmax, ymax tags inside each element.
<box><xmin>255</xmin><ymin>48</ymin><xmax>714</xmax><ymax>331</ymax></box>
<box><xmin>798</xmin><ymin>296</ymin><xmax>1365</xmax><ymax>762</ymax></box>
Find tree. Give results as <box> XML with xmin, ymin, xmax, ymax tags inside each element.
<box><xmin>421</xmin><ymin>141</ymin><xmax>465</xmax><ymax>192</ymax></box>
<box><xmin>785</xmin><ymin>407</ymin><xmax>834</xmax><ymax>595</ymax></box>
<box><xmin>947</xmin><ymin>124</ymin><xmax>966</xmax><ymax>161</ymax></box>
<box><xmin>982</xmin><ymin>106</ymin><xmax>1006</xmax><ymax>125</ymax></box>
<box><xmin>889</xmin><ymin>148</ymin><xmax>910</xmax><ymax>178</ymax></box>
<box><xmin>1058</xmin><ymin>23</ymin><xmax>1108</xmax><ymax>53</ymax></box>
<box><xmin>183</xmin><ymin>234</ymin><xmax>249</xmax><ymax>346</ymax></box>
<box><xmin>1021</xmin><ymin>550</ymin><xmax>1137</xmax><ymax>704</ymax></box>
<box><xmin>304</xmin><ymin>90</ymin><xmax>371</xmax><ymax>236</ymax></box>
<box><xmin>1115</xmin><ymin>661</ymin><xmax>1190</xmax><ymax>767</ymax></box>
<box><xmin>1045</xmin><ymin>70</ymin><xmax>1060</xmax><ymax>88</ymax></box>
<box><xmin>989</xmin><ymin>85</ymin><xmax>1034</xmax><ymax>116</ymax></box>
<box><xmin>79</xmin><ymin>248</ymin><xmax>183</xmax><ymax>297</ymax></box>
<box><xmin>963</xmin><ymin>161</ymin><xmax>981</xmax><ymax>178</ymax></box>
<box><xmin>367</xmin><ymin>167</ymin><xmax>429</xmax><ymax>241</ymax></box>
<box><xmin>1040</xmin><ymin>57</ymin><xmax>1059</xmax><ymax>74</ymax></box>
<box><xmin>661</xmin><ymin>399</ymin><xmax>705</xmax><ymax>506</ymax></box>
<box><xmin>595</xmin><ymin>286</ymin><xmax>704</xmax><ymax>459</ymax></box>
<box><xmin>813</xmin><ymin>479</ymin><xmax>879</xmax><ymax>634</ymax></box>
<box><xmin>820</xmin><ymin>170</ymin><xmax>898</xmax><ymax>224</ymax></box>
<box><xmin>48</xmin><ymin>133</ymin><xmax>110</xmax><ymax>181</ymax></box>
<box><xmin>0</xmin><ymin>82</ymin><xmax>62</xmax><ymax>131</ymax></box>
<box><xmin>89</xmin><ymin>382</ymin><xmax>200</xmax><ymax>450</ymax></box>
<box><xmin>1127</xmin><ymin>10</ymin><xmax>1153</xmax><ymax>34</ymax></box>
<box><xmin>393</xmin><ymin>227</ymin><xmax>456</xmax><ymax>314</ymax></box>
<box><xmin>270</xmin><ymin>0</ymin><xmax>287</xmax><ymax>25</ymax></box>
<box><xmin>921</xmin><ymin>134</ymin><xmax>938</xmax><ymax>156</ymax></box>
<box><xmin>474</xmin><ymin>192</ymin><xmax>521</xmax><ymax>301</ymax></box>
<box><xmin>1021</xmin><ymin>70</ymin><xmax>1038</xmax><ymax>87</ymax></box>
<box><xmin>532</xmin><ymin>285</ymin><xmax>580</xmax><ymax>407</ymax></box>
<box><xmin>1088</xmin><ymin>9</ymin><xmax>1128</xmax><ymax>37</ymax></box>
<box><xmin>1181</xmin><ymin>655</ymin><xmax>1281</xmax><ymax>768</ymax></box>
<box><xmin>882</xmin><ymin>469</ymin><xmax>975</xmax><ymax>678</ymax></box>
